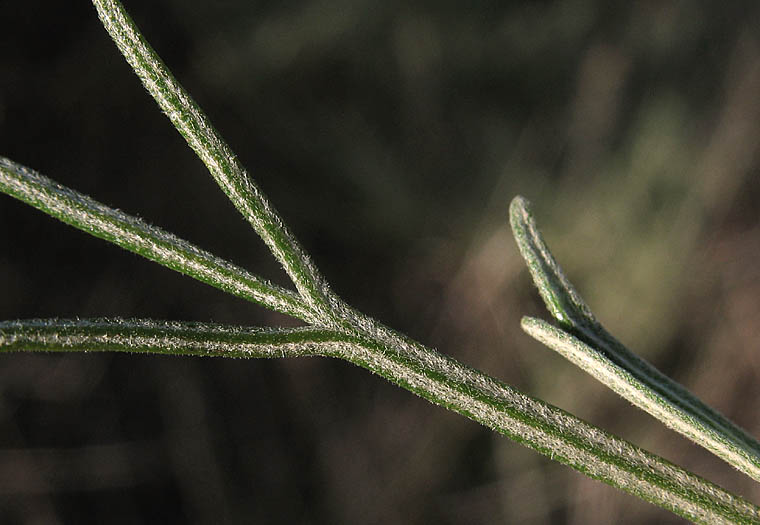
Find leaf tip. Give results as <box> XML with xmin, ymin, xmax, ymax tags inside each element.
<box><xmin>509</xmin><ymin>195</ymin><xmax>531</xmax><ymax>229</ymax></box>
<box><xmin>520</xmin><ymin>315</ymin><xmax>545</xmax><ymax>335</ymax></box>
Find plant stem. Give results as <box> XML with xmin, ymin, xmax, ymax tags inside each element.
<box><xmin>0</xmin><ymin>157</ymin><xmax>315</xmax><ymax>323</ymax></box>
<box><xmin>0</xmin><ymin>319</ymin><xmax>332</xmax><ymax>358</ymax></box>
<box><xmin>1</xmin><ymin>1</ymin><xmax>755</xmax><ymax>521</ymax></box>
<box><xmin>91</xmin><ymin>0</ymin><xmax>340</xmax><ymax>325</ymax></box>
<box><xmin>2</xmin><ymin>317</ymin><xmax>759</xmax><ymax>524</ymax></box>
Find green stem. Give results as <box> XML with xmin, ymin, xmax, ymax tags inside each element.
<box><xmin>91</xmin><ymin>0</ymin><xmax>340</xmax><ymax>325</ymax></box>
<box><xmin>0</xmin><ymin>318</ymin><xmax>331</xmax><ymax>358</ymax></box>
<box><xmin>1</xmin><ymin>0</ymin><xmax>755</xmax><ymax>520</ymax></box>
<box><xmin>0</xmin><ymin>157</ymin><xmax>315</xmax><ymax>323</ymax></box>
<box><xmin>2</xmin><ymin>317</ymin><xmax>758</xmax><ymax>524</ymax></box>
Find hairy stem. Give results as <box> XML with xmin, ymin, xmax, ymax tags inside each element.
<box><xmin>0</xmin><ymin>319</ymin><xmax>332</xmax><ymax>358</ymax></box>
<box><xmin>0</xmin><ymin>157</ymin><xmax>315</xmax><ymax>323</ymax></box>
<box><xmin>2</xmin><ymin>317</ymin><xmax>758</xmax><ymax>524</ymax></box>
<box><xmin>1</xmin><ymin>0</ymin><xmax>755</xmax><ymax>521</ymax></box>
<box><xmin>91</xmin><ymin>0</ymin><xmax>340</xmax><ymax>324</ymax></box>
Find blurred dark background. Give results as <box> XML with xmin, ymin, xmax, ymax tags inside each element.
<box><xmin>2</xmin><ymin>0</ymin><xmax>760</xmax><ymax>523</ymax></box>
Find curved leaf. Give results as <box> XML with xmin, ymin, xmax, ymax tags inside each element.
<box><xmin>511</xmin><ymin>195</ymin><xmax>760</xmax><ymax>483</ymax></box>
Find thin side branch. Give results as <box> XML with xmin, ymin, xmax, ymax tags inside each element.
<box><xmin>91</xmin><ymin>0</ymin><xmax>340</xmax><ymax>324</ymax></box>
<box><xmin>0</xmin><ymin>157</ymin><xmax>315</xmax><ymax>323</ymax></box>
<box><xmin>1</xmin><ymin>317</ymin><xmax>758</xmax><ymax>524</ymax></box>
<box><xmin>0</xmin><ymin>319</ymin><xmax>336</xmax><ymax>359</ymax></box>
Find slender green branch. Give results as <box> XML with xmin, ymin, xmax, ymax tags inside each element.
<box><xmin>0</xmin><ymin>157</ymin><xmax>315</xmax><ymax>323</ymax></box>
<box><xmin>510</xmin><ymin>195</ymin><xmax>760</xmax><ymax>483</ymax></box>
<box><xmin>1</xmin><ymin>1</ymin><xmax>755</xmax><ymax>521</ymax></box>
<box><xmin>90</xmin><ymin>0</ymin><xmax>340</xmax><ymax>324</ymax></box>
<box><xmin>1</xmin><ymin>317</ymin><xmax>758</xmax><ymax>524</ymax></box>
<box><xmin>350</xmin><ymin>325</ymin><xmax>760</xmax><ymax>525</ymax></box>
<box><xmin>0</xmin><ymin>318</ymin><xmax>334</xmax><ymax>358</ymax></box>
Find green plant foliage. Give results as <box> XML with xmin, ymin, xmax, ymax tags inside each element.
<box><xmin>0</xmin><ymin>1</ymin><xmax>758</xmax><ymax>523</ymax></box>
<box><xmin>510</xmin><ymin>196</ymin><xmax>760</xmax><ymax>483</ymax></box>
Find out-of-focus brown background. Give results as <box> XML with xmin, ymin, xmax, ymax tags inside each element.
<box><xmin>2</xmin><ymin>1</ymin><xmax>760</xmax><ymax>523</ymax></box>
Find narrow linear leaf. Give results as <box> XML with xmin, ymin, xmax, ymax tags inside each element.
<box><xmin>522</xmin><ymin>316</ymin><xmax>760</xmax><ymax>483</ymax></box>
<box><xmin>0</xmin><ymin>157</ymin><xmax>315</xmax><ymax>323</ymax></box>
<box><xmin>2</xmin><ymin>317</ymin><xmax>758</xmax><ymax>524</ymax></box>
<box><xmin>510</xmin><ymin>195</ymin><xmax>760</xmax><ymax>483</ymax></box>
<box><xmin>509</xmin><ymin>195</ymin><xmax>595</xmax><ymax>327</ymax></box>
<box><xmin>91</xmin><ymin>0</ymin><xmax>339</xmax><ymax>323</ymax></box>
<box><xmin>0</xmin><ymin>318</ymin><xmax>339</xmax><ymax>359</ymax></box>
